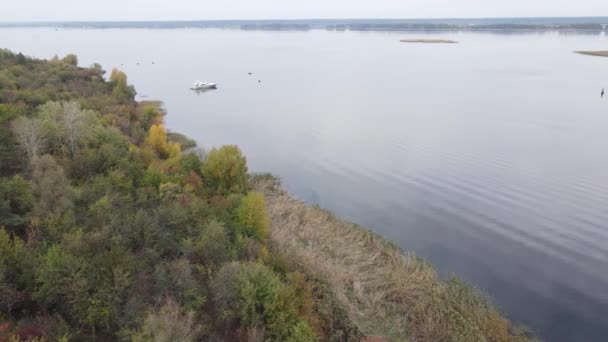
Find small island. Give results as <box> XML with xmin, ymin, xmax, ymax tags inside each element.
<box><xmin>400</xmin><ymin>39</ymin><xmax>458</xmax><ymax>44</ymax></box>
<box><xmin>574</xmin><ymin>50</ymin><xmax>608</xmax><ymax>57</ymax></box>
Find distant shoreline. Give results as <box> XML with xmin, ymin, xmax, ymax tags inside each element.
<box><xmin>575</xmin><ymin>50</ymin><xmax>608</xmax><ymax>57</ymax></box>
<box><xmin>400</xmin><ymin>39</ymin><xmax>458</xmax><ymax>43</ymax></box>
<box><xmin>1</xmin><ymin>17</ymin><xmax>607</xmax><ymax>32</ymax></box>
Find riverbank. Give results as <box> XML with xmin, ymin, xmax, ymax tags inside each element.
<box><xmin>253</xmin><ymin>174</ymin><xmax>536</xmax><ymax>342</ymax></box>
<box><xmin>575</xmin><ymin>50</ymin><xmax>608</xmax><ymax>57</ymax></box>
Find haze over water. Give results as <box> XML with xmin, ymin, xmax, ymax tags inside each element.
<box><xmin>2</xmin><ymin>27</ymin><xmax>608</xmax><ymax>341</ymax></box>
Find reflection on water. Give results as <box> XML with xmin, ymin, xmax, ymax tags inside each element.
<box><xmin>2</xmin><ymin>27</ymin><xmax>608</xmax><ymax>342</ymax></box>
<box><xmin>192</xmin><ymin>88</ymin><xmax>218</xmax><ymax>95</ymax></box>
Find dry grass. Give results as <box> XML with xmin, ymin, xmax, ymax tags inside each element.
<box><xmin>253</xmin><ymin>175</ymin><xmax>536</xmax><ymax>342</ymax></box>
<box><xmin>400</xmin><ymin>39</ymin><xmax>458</xmax><ymax>44</ymax></box>
<box><xmin>574</xmin><ymin>51</ymin><xmax>608</xmax><ymax>57</ymax></box>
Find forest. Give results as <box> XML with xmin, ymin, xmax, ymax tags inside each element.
<box><xmin>0</xmin><ymin>49</ymin><xmax>361</xmax><ymax>341</ymax></box>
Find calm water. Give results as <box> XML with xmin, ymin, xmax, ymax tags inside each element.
<box><xmin>3</xmin><ymin>27</ymin><xmax>608</xmax><ymax>341</ymax></box>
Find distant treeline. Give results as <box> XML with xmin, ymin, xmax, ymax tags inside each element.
<box><xmin>340</xmin><ymin>23</ymin><xmax>606</xmax><ymax>31</ymax></box>
<box><xmin>240</xmin><ymin>24</ymin><xmax>311</xmax><ymax>31</ymax></box>
<box><xmin>2</xmin><ymin>18</ymin><xmax>608</xmax><ymax>32</ymax></box>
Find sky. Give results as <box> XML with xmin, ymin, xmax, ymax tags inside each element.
<box><xmin>1</xmin><ymin>0</ymin><xmax>607</xmax><ymax>22</ymax></box>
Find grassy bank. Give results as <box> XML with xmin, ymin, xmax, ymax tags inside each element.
<box><xmin>253</xmin><ymin>174</ymin><xmax>536</xmax><ymax>342</ymax></box>
<box><xmin>574</xmin><ymin>51</ymin><xmax>608</xmax><ymax>57</ymax></box>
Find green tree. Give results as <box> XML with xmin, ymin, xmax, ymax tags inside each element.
<box><xmin>30</xmin><ymin>155</ymin><xmax>73</xmax><ymax>217</ymax></box>
<box><xmin>0</xmin><ymin>228</ymin><xmax>28</xmax><ymax>316</ymax></box>
<box><xmin>90</xmin><ymin>63</ymin><xmax>105</xmax><ymax>76</ymax></box>
<box><xmin>35</xmin><ymin>245</ymin><xmax>85</xmax><ymax>309</ymax></box>
<box><xmin>235</xmin><ymin>192</ymin><xmax>270</xmax><ymax>241</ymax></box>
<box><xmin>0</xmin><ymin>175</ymin><xmax>33</xmax><ymax>233</ymax></box>
<box><xmin>211</xmin><ymin>262</ymin><xmax>317</xmax><ymax>341</ymax></box>
<box><xmin>182</xmin><ymin>220</ymin><xmax>232</xmax><ymax>266</ymax></box>
<box><xmin>201</xmin><ymin>145</ymin><xmax>248</xmax><ymax>194</ymax></box>
<box><xmin>211</xmin><ymin>262</ymin><xmax>282</xmax><ymax>327</ymax></box>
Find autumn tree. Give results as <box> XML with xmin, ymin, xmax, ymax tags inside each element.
<box><xmin>11</xmin><ymin>116</ymin><xmax>46</xmax><ymax>161</ymax></box>
<box><xmin>132</xmin><ymin>298</ymin><xmax>202</xmax><ymax>342</ymax></box>
<box><xmin>236</xmin><ymin>192</ymin><xmax>270</xmax><ymax>241</ymax></box>
<box><xmin>110</xmin><ymin>69</ymin><xmax>136</xmax><ymax>101</ymax></box>
<box><xmin>202</xmin><ymin>145</ymin><xmax>248</xmax><ymax>194</ymax></box>
<box><xmin>60</xmin><ymin>101</ymin><xmax>96</xmax><ymax>157</ymax></box>
<box><xmin>145</xmin><ymin>124</ymin><xmax>181</xmax><ymax>160</ymax></box>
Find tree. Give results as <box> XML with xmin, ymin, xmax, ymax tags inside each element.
<box><xmin>201</xmin><ymin>145</ymin><xmax>248</xmax><ymax>194</ymax></box>
<box><xmin>0</xmin><ymin>175</ymin><xmax>33</xmax><ymax>233</ymax></box>
<box><xmin>131</xmin><ymin>298</ymin><xmax>201</xmax><ymax>342</ymax></box>
<box><xmin>34</xmin><ymin>245</ymin><xmax>84</xmax><ymax>308</ymax></box>
<box><xmin>211</xmin><ymin>262</ymin><xmax>317</xmax><ymax>341</ymax></box>
<box><xmin>182</xmin><ymin>220</ymin><xmax>232</xmax><ymax>266</ymax></box>
<box><xmin>61</xmin><ymin>54</ymin><xmax>78</xmax><ymax>66</ymax></box>
<box><xmin>145</xmin><ymin>124</ymin><xmax>168</xmax><ymax>158</ymax></box>
<box><xmin>110</xmin><ymin>69</ymin><xmax>135</xmax><ymax>101</ymax></box>
<box><xmin>90</xmin><ymin>63</ymin><xmax>105</xmax><ymax>76</ymax></box>
<box><xmin>61</xmin><ymin>101</ymin><xmax>96</xmax><ymax>157</ymax></box>
<box><xmin>30</xmin><ymin>155</ymin><xmax>73</xmax><ymax>217</ymax></box>
<box><xmin>38</xmin><ymin>101</ymin><xmax>97</xmax><ymax>157</ymax></box>
<box><xmin>236</xmin><ymin>192</ymin><xmax>270</xmax><ymax>241</ymax></box>
<box><xmin>211</xmin><ymin>262</ymin><xmax>282</xmax><ymax>327</ymax></box>
<box><xmin>0</xmin><ymin>228</ymin><xmax>28</xmax><ymax>318</ymax></box>
<box><xmin>11</xmin><ymin>116</ymin><xmax>46</xmax><ymax>160</ymax></box>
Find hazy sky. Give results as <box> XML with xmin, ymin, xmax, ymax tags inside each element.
<box><xmin>2</xmin><ymin>0</ymin><xmax>607</xmax><ymax>21</ymax></box>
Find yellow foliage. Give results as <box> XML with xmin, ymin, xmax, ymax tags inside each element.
<box><xmin>168</xmin><ymin>142</ymin><xmax>181</xmax><ymax>159</ymax></box>
<box><xmin>236</xmin><ymin>192</ymin><xmax>270</xmax><ymax>241</ymax></box>
<box><xmin>145</xmin><ymin>124</ymin><xmax>171</xmax><ymax>158</ymax></box>
<box><xmin>201</xmin><ymin>145</ymin><xmax>248</xmax><ymax>194</ymax></box>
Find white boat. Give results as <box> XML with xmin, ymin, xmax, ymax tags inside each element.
<box><xmin>191</xmin><ymin>80</ymin><xmax>217</xmax><ymax>90</ymax></box>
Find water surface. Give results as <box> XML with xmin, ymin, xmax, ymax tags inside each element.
<box><xmin>2</xmin><ymin>28</ymin><xmax>608</xmax><ymax>341</ymax></box>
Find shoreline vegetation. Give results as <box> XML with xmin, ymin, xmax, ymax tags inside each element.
<box><xmin>253</xmin><ymin>175</ymin><xmax>536</xmax><ymax>342</ymax></box>
<box><xmin>574</xmin><ymin>50</ymin><xmax>608</xmax><ymax>57</ymax></box>
<box><xmin>0</xmin><ymin>49</ymin><xmax>536</xmax><ymax>341</ymax></box>
<box><xmin>400</xmin><ymin>39</ymin><xmax>458</xmax><ymax>44</ymax></box>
